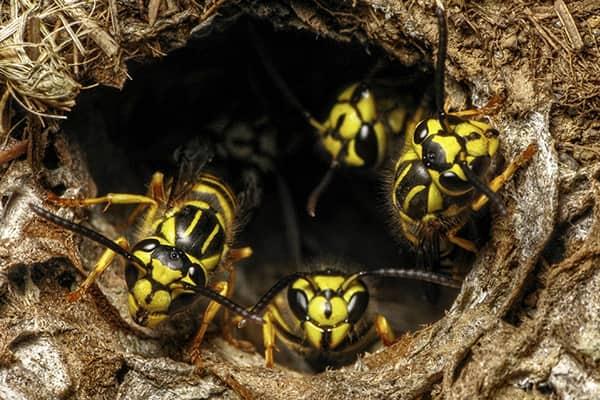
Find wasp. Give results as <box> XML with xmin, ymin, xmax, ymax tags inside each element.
<box><xmin>30</xmin><ymin>141</ymin><xmax>263</xmax><ymax>365</ymax></box>
<box><xmin>249</xmin><ymin>24</ymin><xmax>423</xmax><ymax>217</ymax></box>
<box><xmin>238</xmin><ymin>267</ymin><xmax>460</xmax><ymax>369</ymax></box>
<box><xmin>387</xmin><ymin>1</ymin><xmax>537</xmax><ymax>272</ymax></box>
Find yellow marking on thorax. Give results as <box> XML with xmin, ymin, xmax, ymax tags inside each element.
<box><xmin>201</xmin><ymin>223</ymin><xmax>221</xmax><ymax>254</ymax></box>
<box><xmin>152</xmin><ymin>215</ymin><xmax>174</xmax><ymax>243</ymax></box>
<box><xmin>183</xmin><ymin>209</ymin><xmax>203</xmax><ymax>237</ymax></box>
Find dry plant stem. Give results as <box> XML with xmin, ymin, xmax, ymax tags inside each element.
<box><xmin>0</xmin><ymin>139</ymin><xmax>28</xmax><ymax>164</ymax></box>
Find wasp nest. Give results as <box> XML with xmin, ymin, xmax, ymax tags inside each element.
<box><xmin>1</xmin><ymin>0</ymin><xmax>599</xmax><ymax>399</ymax></box>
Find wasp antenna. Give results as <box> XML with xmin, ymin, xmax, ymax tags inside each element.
<box><xmin>459</xmin><ymin>161</ymin><xmax>507</xmax><ymax>215</ymax></box>
<box><xmin>247</xmin><ymin>22</ymin><xmax>325</xmax><ymax>132</ymax></box>
<box><xmin>306</xmin><ymin>163</ymin><xmax>338</xmax><ymax>218</ymax></box>
<box><xmin>435</xmin><ymin>0</ymin><xmax>448</xmax><ymax>122</ymax></box>
<box><xmin>188</xmin><ymin>284</ymin><xmax>264</xmax><ymax>324</ymax></box>
<box><xmin>238</xmin><ymin>272</ymin><xmax>306</xmax><ymax>328</ymax></box>
<box><xmin>343</xmin><ymin>268</ymin><xmax>462</xmax><ymax>291</ymax></box>
<box><xmin>29</xmin><ymin>203</ymin><xmax>146</xmax><ymax>268</ymax></box>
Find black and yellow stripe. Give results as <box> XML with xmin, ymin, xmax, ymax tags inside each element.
<box><xmin>318</xmin><ymin>83</ymin><xmax>409</xmax><ymax>169</ymax></box>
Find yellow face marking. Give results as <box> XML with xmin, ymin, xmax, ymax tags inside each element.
<box><xmin>431</xmin><ymin>135</ymin><xmax>462</xmax><ymax>164</ymax></box>
<box><xmin>337</xmin><ymin>83</ymin><xmax>357</xmax><ymax>102</ymax></box>
<box><xmin>183</xmin><ymin>209</ymin><xmax>203</xmax><ymax>237</ymax></box>
<box><xmin>403</xmin><ymin>185</ymin><xmax>426</xmax><ymax>213</ymax></box>
<box><xmin>132</xmin><ymin>279</ymin><xmax>152</xmax><ymax>304</ymax></box>
<box><xmin>128</xmin><ymin>293</ymin><xmax>139</xmax><ymax>318</ymax></box>
<box><xmin>151</xmin><ymin>260</ymin><xmax>185</xmax><ymax>286</ymax></box>
<box><xmin>201</xmin><ymin>223</ymin><xmax>220</xmax><ymax>254</ymax></box>
<box><xmin>146</xmin><ymin>289</ymin><xmax>171</xmax><ymax>312</ymax></box>
<box><xmin>342</xmin><ymin>282</ymin><xmax>365</xmax><ymax>303</ymax></box>
<box><xmin>344</xmin><ymin>140</ymin><xmax>364</xmax><ymax>167</ymax></box>
<box><xmin>132</xmin><ymin>249</ymin><xmax>151</xmax><ymax>269</ymax></box>
<box><xmin>354</xmin><ymin>89</ymin><xmax>376</xmax><ymax>123</ymax></box>
<box><xmin>329</xmin><ymin>323</ymin><xmax>351</xmax><ymax>349</ymax></box>
<box><xmin>329</xmin><ymin>103</ymin><xmax>362</xmax><ymax>140</ymax></box>
<box><xmin>145</xmin><ymin>313</ymin><xmax>168</xmax><ymax>328</ymax></box>
<box><xmin>308</xmin><ymin>296</ymin><xmax>348</xmax><ymax>326</ymax></box>
<box><xmin>305</xmin><ymin>321</ymin><xmax>324</xmax><ymax>350</ymax></box>
<box><xmin>312</xmin><ymin>275</ymin><xmax>345</xmax><ymax>291</ymax></box>
<box><xmin>292</xmin><ymin>277</ymin><xmax>315</xmax><ymax>299</ymax></box>
<box><xmin>321</xmin><ymin>135</ymin><xmax>342</xmax><ymax>159</ymax></box>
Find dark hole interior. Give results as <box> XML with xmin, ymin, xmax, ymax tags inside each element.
<box><xmin>61</xmin><ymin>16</ymin><xmax>463</xmax><ymax>372</ymax></box>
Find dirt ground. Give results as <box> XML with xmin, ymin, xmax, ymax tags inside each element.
<box><xmin>1</xmin><ymin>0</ymin><xmax>600</xmax><ymax>399</ymax></box>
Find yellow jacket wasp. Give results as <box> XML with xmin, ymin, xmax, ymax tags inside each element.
<box><xmin>30</xmin><ymin>140</ymin><xmax>263</xmax><ymax>365</ymax></box>
<box><xmin>387</xmin><ymin>1</ymin><xmax>537</xmax><ymax>273</ymax></box>
<box><xmin>249</xmin><ymin>23</ymin><xmax>417</xmax><ymax>217</ymax></box>
<box><xmin>238</xmin><ymin>267</ymin><xmax>460</xmax><ymax>368</ymax></box>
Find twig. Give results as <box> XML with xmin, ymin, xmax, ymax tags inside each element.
<box><xmin>554</xmin><ymin>0</ymin><xmax>583</xmax><ymax>52</ymax></box>
<box><xmin>57</xmin><ymin>0</ymin><xmax>119</xmax><ymax>58</ymax></box>
<box><xmin>148</xmin><ymin>0</ymin><xmax>161</xmax><ymax>26</ymax></box>
<box><xmin>0</xmin><ymin>139</ymin><xmax>28</xmax><ymax>164</ymax></box>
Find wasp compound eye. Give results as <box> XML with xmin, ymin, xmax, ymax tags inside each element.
<box><xmin>288</xmin><ymin>288</ymin><xmax>309</xmax><ymax>320</ymax></box>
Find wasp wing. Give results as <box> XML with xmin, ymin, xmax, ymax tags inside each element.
<box><xmin>167</xmin><ymin>136</ymin><xmax>215</xmax><ymax>207</ymax></box>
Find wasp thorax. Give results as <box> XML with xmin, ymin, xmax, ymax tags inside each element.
<box><xmin>126</xmin><ymin>238</ymin><xmax>207</xmax><ymax>328</ymax></box>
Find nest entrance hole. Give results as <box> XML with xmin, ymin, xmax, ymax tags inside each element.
<box><xmin>60</xmin><ymin>16</ymin><xmax>467</xmax><ymax>372</ymax></box>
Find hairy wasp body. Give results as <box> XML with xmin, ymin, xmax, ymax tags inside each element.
<box><xmin>387</xmin><ymin>3</ymin><xmax>537</xmax><ymax>271</ymax></box>
<box><xmin>32</xmin><ymin>163</ymin><xmax>263</xmax><ymax>365</ymax></box>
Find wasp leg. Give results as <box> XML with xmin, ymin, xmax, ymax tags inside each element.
<box><xmin>123</xmin><ymin>171</ymin><xmax>166</xmax><ymax>227</ymax></box>
<box><xmin>189</xmin><ymin>281</ymin><xmax>229</xmax><ymax>367</ymax></box>
<box><xmin>226</xmin><ymin>246</ymin><xmax>253</xmax><ymax>264</ymax></box>
<box><xmin>375</xmin><ymin>314</ymin><xmax>396</xmax><ymax>346</ymax></box>
<box><xmin>47</xmin><ymin>192</ymin><xmax>158</xmax><ymax>212</ymax></box>
<box><xmin>446</xmin><ymin>229</ymin><xmax>478</xmax><ymax>253</ymax></box>
<box><xmin>446</xmin><ymin>95</ymin><xmax>505</xmax><ymax>119</ymax></box>
<box><xmin>67</xmin><ymin>236</ymin><xmax>130</xmax><ymax>302</ymax></box>
<box><xmin>471</xmin><ymin>143</ymin><xmax>537</xmax><ymax>212</ymax></box>
<box><xmin>263</xmin><ymin>310</ymin><xmax>277</xmax><ymax>368</ymax></box>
